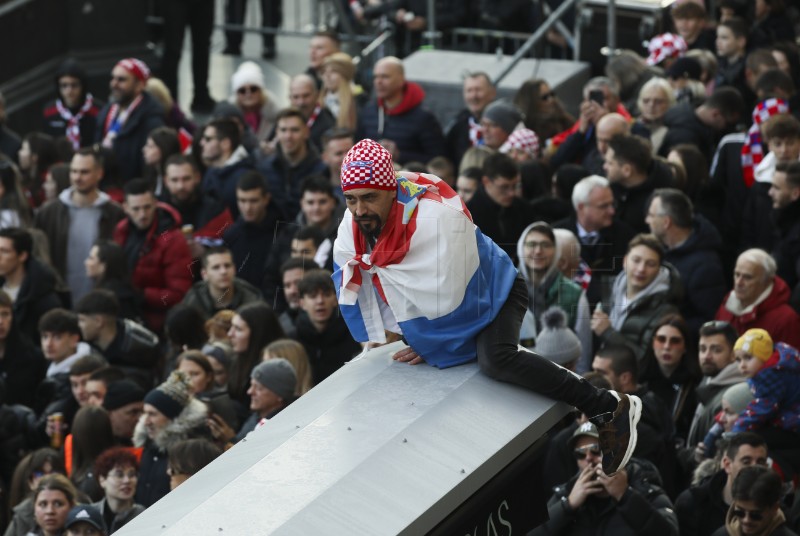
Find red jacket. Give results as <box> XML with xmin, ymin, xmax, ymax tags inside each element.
<box><xmin>715</xmin><ymin>276</ymin><xmax>800</xmax><ymax>349</ymax></box>
<box><xmin>114</xmin><ymin>203</ymin><xmax>193</xmax><ymax>333</ymax></box>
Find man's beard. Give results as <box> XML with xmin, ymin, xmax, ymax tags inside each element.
<box><xmin>701</xmin><ymin>363</ymin><xmax>721</xmax><ymax>377</ymax></box>
<box><xmin>356</xmin><ymin>215</ymin><xmax>383</xmax><ymax>246</ymax></box>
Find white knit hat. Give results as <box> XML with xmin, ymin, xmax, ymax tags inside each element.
<box><xmin>231</xmin><ymin>61</ymin><xmax>265</xmax><ymax>93</ymax></box>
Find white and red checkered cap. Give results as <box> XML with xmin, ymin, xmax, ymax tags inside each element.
<box><xmin>499</xmin><ymin>128</ymin><xmax>540</xmax><ymax>157</ymax></box>
<box><xmin>114</xmin><ymin>58</ymin><xmax>151</xmax><ymax>83</ymax></box>
<box><xmin>646</xmin><ymin>33</ymin><xmax>687</xmax><ymax>66</ymax></box>
<box><xmin>340</xmin><ymin>139</ymin><xmax>397</xmax><ymax>192</ymax></box>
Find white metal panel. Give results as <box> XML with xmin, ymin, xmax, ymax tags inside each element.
<box><xmin>117</xmin><ymin>343</ymin><xmax>569</xmax><ymax>535</ymax></box>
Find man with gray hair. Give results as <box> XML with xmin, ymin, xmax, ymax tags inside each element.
<box><xmin>356</xmin><ymin>56</ymin><xmax>445</xmax><ymax>164</ymax></box>
<box><xmin>646</xmin><ymin>188</ymin><xmax>727</xmax><ymax>332</ymax></box>
<box><xmin>288</xmin><ymin>74</ymin><xmax>335</xmax><ymax>152</ymax></box>
<box><xmin>714</xmin><ymin>248</ymin><xmax>800</xmax><ymax>348</ymax></box>
<box><xmin>554</xmin><ymin>175</ymin><xmax>635</xmax><ymax>307</ymax></box>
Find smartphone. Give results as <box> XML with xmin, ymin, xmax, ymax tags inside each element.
<box><xmin>589</xmin><ymin>89</ymin><xmax>604</xmax><ymax>105</ymax></box>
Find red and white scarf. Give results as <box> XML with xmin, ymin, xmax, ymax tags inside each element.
<box><xmin>56</xmin><ymin>94</ymin><xmax>95</xmax><ymax>150</ymax></box>
<box><xmin>306</xmin><ymin>105</ymin><xmax>322</xmax><ymax>128</ymax></box>
<box><xmin>741</xmin><ymin>98</ymin><xmax>789</xmax><ymax>187</ymax></box>
<box><xmin>468</xmin><ymin>116</ymin><xmax>484</xmax><ymax>147</ymax></box>
<box><xmin>102</xmin><ymin>94</ymin><xmax>144</xmax><ymax>149</ymax></box>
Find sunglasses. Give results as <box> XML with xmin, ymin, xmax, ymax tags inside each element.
<box><xmin>541</xmin><ymin>90</ymin><xmax>556</xmax><ymax>101</ymax></box>
<box><xmin>732</xmin><ymin>507</ymin><xmax>765</xmax><ymax>521</ymax></box>
<box><xmin>654</xmin><ymin>335</ymin><xmax>683</xmax><ymax>345</ymax></box>
<box><xmin>237</xmin><ymin>85</ymin><xmax>261</xmax><ymax>95</ymax></box>
<box><xmin>573</xmin><ymin>443</ymin><xmax>601</xmax><ymax>460</ymax></box>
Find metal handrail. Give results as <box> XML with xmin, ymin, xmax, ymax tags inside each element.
<box><xmin>492</xmin><ymin>0</ymin><xmax>580</xmax><ymax>85</ymax></box>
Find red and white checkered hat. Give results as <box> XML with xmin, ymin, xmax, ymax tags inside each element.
<box><xmin>499</xmin><ymin>128</ymin><xmax>540</xmax><ymax>158</ymax></box>
<box><xmin>340</xmin><ymin>139</ymin><xmax>397</xmax><ymax>192</ymax></box>
<box><xmin>646</xmin><ymin>33</ymin><xmax>687</xmax><ymax>66</ymax></box>
<box><xmin>114</xmin><ymin>58</ymin><xmax>151</xmax><ymax>82</ymax></box>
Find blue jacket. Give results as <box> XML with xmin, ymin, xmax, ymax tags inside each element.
<box><xmin>201</xmin><ymin>147</ymin><xmax>256</xmax><ymax>220</ymax></box>
<box><xmin>356</xmin><ymin>82</ymin><xmax>445</xmax><ymax>165</ymax></box>
<box><xmin>733</xmin><ymin>342</ymin><xmax>800</xmax><ymax>434</ymax></box>
<box><xmin>256</xmin><ymin>145</ymin><xmax>327</xmax><ymax>222</ymax></box>
<box><xmin>664</xmin><ymin>216</ymin><xmax>728</xmax><ymax>333</ymax></box>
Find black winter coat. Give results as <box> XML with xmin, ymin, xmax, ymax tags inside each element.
<box><xmin>295</xmin><ymin>309</ymin><xmax>361</xmax><ymax>385</ymax></box>
<box><xmin>0</xmin><ymin>258</ymin><xmax>63</xmax><ymax>344</ymax></box>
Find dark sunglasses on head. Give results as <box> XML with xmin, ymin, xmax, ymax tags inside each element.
<box><xmin>732</xmin><ymin>507</ymin><xmax>764</xmax><ymax>521</ymax></box>
<box><xmin>573</xmin><ymin>443</ymin><xmax>601</xmax><ymax>460</ymax></box>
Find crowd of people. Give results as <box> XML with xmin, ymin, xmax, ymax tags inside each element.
<box><xmin>0</xmin><ymin>0</ymin><xmax>799</xmax><ymax>534</ymax></box>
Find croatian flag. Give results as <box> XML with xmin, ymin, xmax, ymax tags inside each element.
<box><xmin>333</xmin><ymin>173</ymin><xmax>517</xmax><ymax>368</ymax></box>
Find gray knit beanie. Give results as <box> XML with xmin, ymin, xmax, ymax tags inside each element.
<box><xmin>722</xmin><ymin>382</ymin><xmax>753</xmax><ymax>415</ymax></box>
<box><xmin>482</xmin><ymin>100</ymin><xmax>523</xmax><ymax>134</ymax></box>
<box><xmin>251</xmin><ymin>358</ymin><xmax>297</xmax><ymax>401</ymax></box>
<box><xmin>534</xmin><ymin>307</ymin><xmax>582</xmax><ymax>366</ymax></box>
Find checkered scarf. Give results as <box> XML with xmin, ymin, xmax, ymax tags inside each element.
<box><xmin>741</xmin><ymin>98</ymin><xmax>789</xmax><ymax>187</ymax></box>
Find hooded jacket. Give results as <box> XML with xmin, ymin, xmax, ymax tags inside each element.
<box><xmin>515</xmin><ymin>222</ymin><xmax>592</xmax><ymax>369</ymax></box>
<box><xmin>113</xmin><ymin>203</ymin><xmax>193</xmax><ymax>333</ymax></box>
<box><xmin>687</xmin><ymin>362</ymin><xmax>747</xmax><ymax>448</ymax></box>
<box><xmin>600</xmin><ymin>263</ymin><xmax>683</xmax><ymax>360</ymax></box>
<box><xmin>532</xmin><ymin>458</ymin><xmax>679</xmax><ymax>536</ymax></box>
<box><xmin>665</xmin><ymin>216</ymin><xmax>728</xmax><ymax>332</ymax></box>
<box><xmin>201</xmin><ymin>145</ymin><xmax>256</xmax><ymax>220</ymax></box>
<box><xmin>133</xmin><ymin>398</ymin><xmax>210</xmax><ymax>507</ymax></box>
<box><xmin>95</xmin><ymin>91</ymin><xmax>165</xmax><ymax>181</ymax></box>
<box><xmin>0</xmin><ymin>257</ymin><xmax>62</xmax><ymax>344</ymax></box>
<box><xmin>715</xmin><ymin>276</ymin><xmax>800</xmax><ymax>349</ymax></box>
<box><xmin>733</xmin><ymin>342</ymin><xmax>800</xmax><ymax>433</ymax></box>
<box><xmin>34</xmin><ymin>188</ymin><xmax>125</xmax><ymax>280</ymax></box>
<box><xmin>257</xmin><ymin>143</ymin><xmax>327</xmax><ymax>222</ymax></box>
<box><xmin>356</xmin><ymin>82</ymin><xmax>446</xmax><ymax>165</ymax></box>
<box><xmin>42</xmin><ymin>59</ymin><xmax>103</xmax><ymax>147</ymax></box>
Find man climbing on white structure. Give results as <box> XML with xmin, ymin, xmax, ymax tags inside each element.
<box><xmin>332</xmin><ymin>139</ymin><xmax>642</xmax><ymax>475</ymax></box>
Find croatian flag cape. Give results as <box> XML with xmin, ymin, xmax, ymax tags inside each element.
<box><xmin>332</xmin><ymin>172</ymin><xmax>517</xmax><ymax>368</ymax></box>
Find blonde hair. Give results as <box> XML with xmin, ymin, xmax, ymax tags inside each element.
<box><xmin>458</xmin><ymin>146</ymin><xmax>494</xmax><ymax>175</ymax></box>
<box><xmin>321</xmin><ymin>52</ymin><xmax>357</xmax><ymax>130</ymax></box>
<box><xmin>263</xmin><ymin>339</ymin><xmax>313</xmax><ymax>395</ymax></box>
<box><xmin>146</xmin><ymin>77</ymin><xmax>174</xmax><ymax>111</ymax></box>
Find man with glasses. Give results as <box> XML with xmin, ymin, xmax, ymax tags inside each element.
<box><xmin>676</xmin><ymin>432</ymin><xmax>770</xmax><ymax>536</ymax></box>
<box><xmin>533</xmin><ymin>421</ymin><xmax>678</xmax><ymax>536</ymax></box>
<box><xmin>646</xmin><ymin>188</ymin><xmax>727</xmax><ymax>333</ymax></box>
<box><xmin>555</xmin><ymin>175</ymin><xmax>635</xmax><ymax>307</ymax></box>
<box><xmin>516</xmin><ymin>221</ymin><xmax>592</xmax><ymax>370</ymax></box>
<box><xmin>95</xmin><ymin>58</ymin><xmax>164</xmax><ymax>181</ymax></box>
<box><xmin>466</xmin><ymin>152</ymin><xmax>537</xmax><ymax>263</ymax></box>
<box><xmin>201</xmin><ymin>118</ymin><xmax>255</xmax><ymax>220</ymax></box>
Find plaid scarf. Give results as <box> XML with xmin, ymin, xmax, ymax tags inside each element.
<box><xmin>741</xmin><ymin>98</ymin><xmax>789</xmax><ymax>187</ymax></box>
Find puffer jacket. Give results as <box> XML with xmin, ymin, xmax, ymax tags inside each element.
<box><xmin>531</xmin><ymin>458</ymin><xmax>679</xmax><ymax>536</ymax></box>
<box><xmin>113</xmin><ymin>203</ymin><xmax>193</xmax><ymax>333</ymax></box>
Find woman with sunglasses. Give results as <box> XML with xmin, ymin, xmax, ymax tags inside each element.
<box><xmin>641</xmin><ymin>313</ymin><xmax>702</xmax><ymax>444</ymax></box>
<box><xmin>230</xmin><ymin>61</ymin><xmax>278</xmax><ymax>148</ymax></box>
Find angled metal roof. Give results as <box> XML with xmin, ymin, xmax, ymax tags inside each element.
<box><xmin>117</xmin><ymin>342</ymin><xmax>570</xmax><ymax>535</ymax></box>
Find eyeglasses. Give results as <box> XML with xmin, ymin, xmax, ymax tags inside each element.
<box><xmin>654</xmin><ymin>335</ymin><xmax>683</xmax><ymax>345</ymax></box>
<box><xmin>573</xmin><ymin>443</ymin><xmax>601</xmax><ymax>460</ymax></box>
<box><xmin>107</xmin><ymin>469</ymin><xmax>137</xmax><ymax>481</ymax></box>
<box><xmin>237</xmin><ymin>85</ymin><xmax>261</xmax><ymax>95</ymax></box>
<box><xmin>732</xmin><ymin>506</ymin><xmax>765</xmax><ymax>521</ymax></box>
<box><xmin>541</xmin><ymin>91</ymin><xmax>556</xmax><ymax>102</ymax></box>
<box><xmin>524</xmin><ymin>241</ymin><xmax>554</xmax><ymax>250</ymax></box>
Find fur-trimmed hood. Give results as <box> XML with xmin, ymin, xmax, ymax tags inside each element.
<box><xmin>133</xmin><ymin>398</ymin><xmax>209</xmax><ymax>451</ymax></box>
